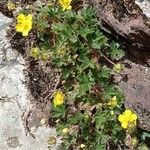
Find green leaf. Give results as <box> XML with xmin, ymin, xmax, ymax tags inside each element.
<box><xmin>95</xmin><ymin>112</ymin><xmax>108</xmax><ymax>130</ymax></box>
<box><xmin>68</xmin><ymin>112</ymin><xmax>84</xmax><ymax>124</ymax></box>
<box><xmin>78</xmin><ymin>27</ymin><xmax>95</xmax><ymax>39</ymax></box>
<box><xmin>62</xmin><ymin>67</ymin><xmax>71</xmax><ymax>79</ymax></box>
<box><xmin>77</xmin><ymin>73</ymin><xmax>95</xmax><ymax>95</ymax></box>
<box><xmin>64</xmin><ymin>11</ymin><xmax>76</xmax><ymax>24</ymax></box>
<box><xmin>79</xmin><ymin>55</ymin><xmax>96</xmax><ymax>70</ymax></box>
<box><xmin>78</xmin><ymin>6</ymin><xmax>96</xmax><ymax>22</ymax></box>
<box><xmin>95</xmin><ymin>144</ymin><xmax>105</xmax><ymax>150</ymax></box>
<box><xmin>141</xmin><ymin>131</ymin><xmax>150</xmax><ymax>141</ymax></box>
<box><xmin>92</xmin><ymin>40</ymin><xmax>102</xmax><ymax>49</ymax></box>
<box><xmin>99</xmin><ymin>66</ymin><xmax>112</xmax><ymax>79</ymax></box>
<box><xmin>52</xmin><ymin>105</ymin><xmax>67</xmax><ymax>119</ymax></box>
<box><xmin>59</xmin><ymin>27</ymin><xmax>77</xmax><ymax>43</ymax></box>
<box><xmin>52</xmin><ymin>22</ymin><xmax>64</xmax><ymax>32</ymax></box>
<box><xmin>110</xmin><ymin>42</ymin><xmax>125</xmax><ymax>60</ymax></box>
<box><xmin>48</xmin><ymin>7</ymin><xmax>60</xmax><ymax>17</ymax></box>
<box><xmin>91</xmin><ymin>32</ymin><xmax>108</xmax><ymax>49</ymax></box>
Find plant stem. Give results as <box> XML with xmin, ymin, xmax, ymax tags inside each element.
<box><xmin>102</xmin><ymin>54</ymin><xmax>115</xmax><ymax>65</ymax></box>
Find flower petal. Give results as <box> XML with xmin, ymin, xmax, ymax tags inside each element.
<box><xmin>112</xmin><ymin>96</ymin><xmax>117</xmax><ymax>101</ymax></box>
<box><xmin>22</xmin><ymin>30</ymin><xmax>29</xmax><ymax>36</ymax></box>
<box><xmin>17</xmin><ymin>14</ymin><xmax>26</xmax><ymax>22</ymax></box>
<box><xmin>118</xmin><ymin>114</ymin><xmax>125</xmax><ymax>122</ymax></box>
<box><xmin>27</xmin><ymin>15</ymin><xmax>32</xmax><ymax>24</ymax></box>
<box><xmin>27</xmin><ymin>14</ymin><xmax>32</xmax><ymax>21</ymax></box>
<box><xmin>129</xmin><ymin>121</ymin><xmax>137</xmax><ymax>129</ymax></box>
<box><xmin>66</xmin><ymin>5</ymin><xmax>72</xmax><ymax>10</ymax></box>
<box><xmin>16</xmin><ymin>24</ymin><xmax>23</xmax><ymax>32</ymax></box>
<box><xmin>131</xmin><ymin>114</ymin><xmax>137</xmax><ymax>121</ymax></box>
<box><xmin>121</xmin><ymin>122</ymin><xmax>128</xmax><ymax>129</ymax></box>
<box><xmin>53</xmin><ymin>91</ymin><xmax>65</xmax><ymax>107</ymax></box>
<box><xmin>124</xmin><ymin>110</ymin><xmax>132</xmax><ymax>117</ymax></box>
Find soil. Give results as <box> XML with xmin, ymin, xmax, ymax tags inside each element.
<box><xmin>0</xmin><ymin>0</ymin><xmax>37</xmax><ymax>17</ymax></box>
<box><xmin>8</xmin><ymin>28</ymin><xmax>60</xmax><ymax>126</ymax></box>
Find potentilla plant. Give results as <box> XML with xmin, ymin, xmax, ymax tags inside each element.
<box><xmin>14</xmin><ymin>0</ymin><xmax>141</xmax><ymax>149</ymax></box>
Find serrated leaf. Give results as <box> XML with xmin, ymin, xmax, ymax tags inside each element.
<box><xmin>110</xmin><ymin>42</ymin><xmax>125</xmax><ymax>60</ymax></box>
<box><xmin>92</xmin><ymin>40</ymin><xmax>102</xmax><ymax>49</ymax></box>
<box><xmin>78</xmin><ymin>27</ymin><xmax>95</xmax><ymax>39</ymax></box>
<box><xmin>79</xmin><ymin>55</ymin><xmax>95</xmax><ymax>70</ymax></box>
<box><xmin>95</xmin><ymin>112</ymin><xmax>108</xmax><ymax>130</ymax></box>
<box><xmin>92</xmin><ymin>32</ymin><xmax>108</xmax><ymax>49</ymax></box>
<box><xmin>52</xmin><ymin>22</ymin><xmax>63</xmax><ymax>32</ymax></box>
<box><xmin>52</xmin><ymin>105</ymin><xmax>67</xmax><ymax>118</ymax></box>
<box><xmin>95</xmin><ymin>144</ymin><xmax>105</xmax><ymax>150</ymax></box>
<box><xmin>141</xmin><ymin>131</ymin><xmax>150</xmax><ymax>141</ymax></box>
<box><xmin>99</xmin><ymin>66</ymin><xmax>112</xmax><ymax>79</ymax></box>
<box><xmin>77</xmin><ymin>73</ymin><xmax>95</xmax><ymax>95</ymax></box>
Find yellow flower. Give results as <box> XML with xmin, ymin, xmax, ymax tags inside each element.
<box><xmin>58</xmin><ymin>0</ymin><xmax>72</xmax><ymax>11</ymax></box>
<box><xmin>85</xmin><ymin>114</ymin><xmax>89</xmax><ymax>119</ymax></box>
<box><xmin>131</xmin><ymin>137</ymin><xmax>138</xmax><ymax>147</ymax></box>
<box><xmin>16</xmin><ymin>14</ymin><xmax>32</xmax><ymax>36</ymax></box>
<box><xmin>113</xmin><ymin>63</ymin><xmax>123</xmax><ymax>73</ymax></box>
<box><xmin>30</xmin><ymin>47</ymin><xmax>40</xmax><ymax>59</ymax></box>
<box><xmin>80</xmin><ymin>144</ymin><xmax>86</xmax><ymax>149</ymax></box>
<box><xmin>138</xmin><ymin>144</ymin><xmax>149</xmax><ymax>150</ymax></box>
<box><xmin>7</xmin><ymin>1</ymin><xmax>16</xmax><ymax>10</ymax></box>
<box><xmin>108</xmin><ymin>96</ymin><xmax>117</xmax><ymax>109</ymax></box>
<box><xmin>118</xmin><ymin>110</ymin><xmax>137</xmax><ymax>129</ymax></box>
<box><xmin>40</xmin><ymin>52</ymin><xmax>49</xmax><ymax>61</ymax></box>
<box><xmin>53</xmin><ymin>91</ymin><xmax>65</xmax><ymax>107</ymax></box>
<box><xmin>62</xmin><ymin>128</ymin><xmax>69</xmax><ymax>134</ymax></box>
<box><xmin>57</xmin><ymin>47</ymin><xmax>66</xmax><ymax>56</ymax></box>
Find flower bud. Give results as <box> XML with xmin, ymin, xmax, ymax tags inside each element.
<box><xmin>7</xmin><ymin>2</ymin><xmax>16</xmax><ymax>10</ymax></box>
<box><xmin>113</xmin><ymin>63</ymin><xmax>123</xmax><ymax>73</ymax></box>
<box><xmin>30</xmin><ymin>47</ymin><xmax>40</xmax><ymax>59</ymax></box>
<box><xmin>48</xmin><ymin>136</ymin><xmax>56</xmax><ymax>145</ymax></box>
<box><xmin>131</xmin><ymin>137</ymin><xmax>138</xmax><ymax>147</ymax></box>
<box><xmin>62</xmin><ymin>128</ymin><xmax>69</xmax><ymax>134</ymax></box>
<box><xmin>80</xmin><ymin>144</ymin><xmax>86</xmax><ymax>149</ymax></box>
<box><xmin>138</xmin><ymin>144</ymin><xmax>149</xmax><ymax>150</ymax></box>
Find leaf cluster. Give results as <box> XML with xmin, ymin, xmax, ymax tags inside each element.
<box><xmin>33</xmin><ymin>2</ymin><xmax>126</xmax><ymax>149</ymax></box>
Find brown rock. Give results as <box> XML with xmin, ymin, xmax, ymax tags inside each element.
<box><xmin>118</xmin><ymin>60</ymin><xmax>150</xmax><ymax>131</ymax></box>
<box><xmin>85</xmin><ymin>0</ymin><xmax>150</xmax><ymax>50</ymax></box>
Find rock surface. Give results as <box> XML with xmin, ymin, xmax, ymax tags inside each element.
<box><xmin>0</xmin><ymin>13</ymin><xmax>60</xmax><ymax>150</ymax></box>
<box><xmin>88</xmin><ymin>0</ymin><xmax>150</xmax><ymax>50</ymax></box>
<box><xmin>135</xmin><ymin>0</ymin><xmax>150</xmax><ymax>18</ymax></box>
<box><xmin>116</xmin><ymin>59</ymin><xmax>150</xmax><ymax>131</ymax></box>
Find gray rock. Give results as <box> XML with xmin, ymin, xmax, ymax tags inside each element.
<box><xmin>135</xmin><ymin>0</ymin><xmax>150</xmax><ymax>18</ymax></box>
<box><xmin>0</xmin><ymin>13</ymin><xmax>60</xmax><ymax>150</ymax></box>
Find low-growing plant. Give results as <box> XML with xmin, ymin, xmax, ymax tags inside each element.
<box><xmin>33</xmin><ymin>4</ymin><xmax>126</xmax><ymax>149</ymax></box>
<box><xmin>15</xmin><ymin>0</ymin><xmax>142</xmax><ymax>149</ymax></box>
